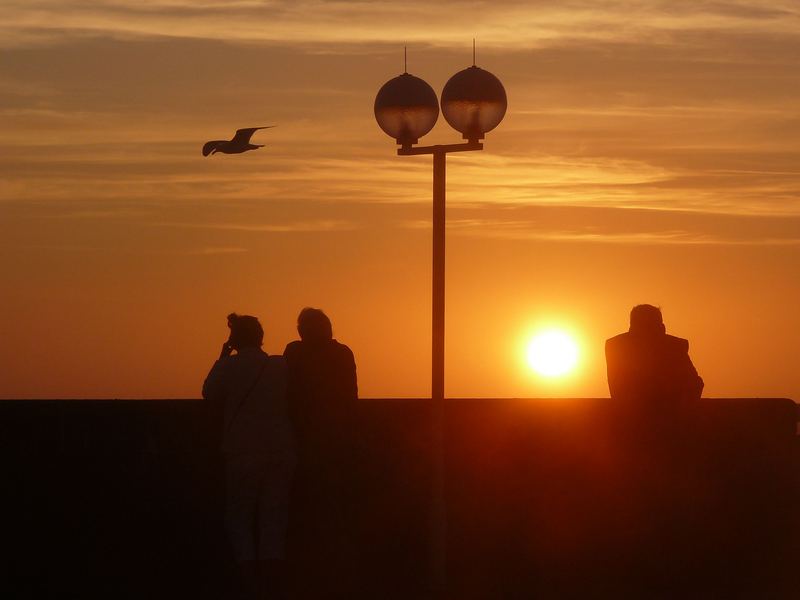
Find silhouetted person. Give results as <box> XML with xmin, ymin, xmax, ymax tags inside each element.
<box><xmin>605</xmin><ymin>305</ymin><xmax>705</xmax><ymax>585</ymax></box>
<box><xmin>606</xmin><ymin>304</ymin><xmax>703</xmax><ymax>404</ymax></box>
<box><xmin>283</xmin><ymin>308</ymin><xmax>359</xmax><ymax>595</ymax></box>
<box><xmin>203</xmin><ymin>313</ymin><xmax>295</xmax><ymax>600</ymax></box>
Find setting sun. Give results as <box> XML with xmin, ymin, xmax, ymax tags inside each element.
<box><xmin>526</xmin><ymin>330</ymin><xmax>579</xmax><ymax>378</ymax></box>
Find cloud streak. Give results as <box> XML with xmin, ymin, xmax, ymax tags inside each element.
<box><xmin>403</xmin><ymin>204</ymin><xmax>800</xmax><ymax>245</ymax></box>
<box><xmin>2</xmin><ymin>6</ymin><xmax>797</xmax><ymax>221</ymax></box>
<box><xmin>2</xmin><ymin>1</ymin><xmax>798</xmax><ymax>48</ymax></box>
<box><xmin>152</xmin><ymin>219</ymin><xmax>356</xmax><ymax>233</ymax></box>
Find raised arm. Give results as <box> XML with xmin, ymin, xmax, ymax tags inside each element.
<box><xmin>681</xmin><ymin>341</ymin><xmax>704</xmax><ymax>399</ymax></box>
<box><xmin>202</xmin><ymin>356</ymin><xmax>231</xmax><ymax>402</ymax></box>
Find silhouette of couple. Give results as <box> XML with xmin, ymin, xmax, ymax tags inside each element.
<box><xmin>202</xmin><ymin>307</ymin><xmax>357</xmax><ymax>600</ymax></box>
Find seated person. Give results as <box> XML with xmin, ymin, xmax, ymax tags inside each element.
<box><xmin>606</xmin><ymin>304</ymin><xmax>703</xmax><ymax>404</ymax></box>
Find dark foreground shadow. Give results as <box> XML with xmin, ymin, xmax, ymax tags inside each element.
<box><xmin>0</xmin><ymin>398</ymin><xmax>797</xmax><ymax>599</ymax></box>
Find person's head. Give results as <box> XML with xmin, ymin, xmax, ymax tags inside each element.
<box><xmin>227</xmin><ymin>313</ymin><xmax>264</xmax><ymax>350</ymax></box>
<box><xmin>629</xmin><ymin>304</ymin><xmax>666</xmax><ymax>335</ymax></box>
<box><xmin>297</xmin><ymin>307</ymin><xmax>333</xmax><ymax>343</ymax></box>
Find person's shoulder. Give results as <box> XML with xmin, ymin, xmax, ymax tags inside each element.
<box><xmin>331</xmin><ymin>339</ymin><xmax>354</xmax><ymax>358</ymax></box>
<box><xmin>214</xmin><ymin>354</ymin><xmax>239</xmax><ymax>371</ymax></box>
<box><xmin>207</xmin><ymin>356</ymin><xmax>234</xmax><ymax>379</ymax></box>
<box><xmin>215</xmin><ymin>355</ymin><xmax>235</xmax><ymax>366</ymax></box>
<box><xmin>664</xmin><ymin>334</ymin><xmax>690</xmax><ymax>351</ymax></box>
<box><xmin>283</xmin><ymin>340</ymin><xmax>302</xmax><ymax>357</ymax></box>
<box><xmin>267</xmin><ymin>354</ymin><xmax>286</xmax><ymax>367</ymax></box>
<box><xmin>605</xmin><ymin>332</ymin><xmax>630</xmax><ymax>348</ymax></box>
<box><xmin>264</xmin><ymin>354</ymin><xmax>287</xmax><ymax>380</ymax></box>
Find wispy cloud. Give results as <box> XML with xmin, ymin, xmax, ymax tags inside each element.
<box><xmin>402</xmin><ymin>204</ymin><xmax>800</xmax><ymax>245</ymax></box>
<box><xmin>1</xmin><ymin>1</ymin><xmax>798</xmax><ymax>49</ymax></box>
<box><xmin>187</xmin><ymin>246</ymin><xmax>248</xmax><ymax>255</ymax></box>
<box><xmin>2</xmin><ymin>2</ymin><xmax>798</xmax><ymax>229</ymax></box>
<box><xmin>152</xmin><ymin>219</ymin><xmax>356</xmax><ymax>232</ymax></box>
<box><xmin>444</xmin><ymin>221</ymin><xmax>800</xmax><ymax>245</ymax></box>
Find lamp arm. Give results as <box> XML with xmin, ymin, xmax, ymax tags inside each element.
<box><xmin>398</xmin><ymin>142</ymin><xmax>483</xmax><ymax>156</ymax></box>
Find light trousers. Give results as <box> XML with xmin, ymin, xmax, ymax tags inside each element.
<box><xmin>224</xmin><ymin>453</ymin><xmax>294</xmax><ymax>561</ymax></box>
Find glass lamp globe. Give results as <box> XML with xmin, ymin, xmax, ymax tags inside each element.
<box><xmin>374</xmin><ymin>73</ymin><xmax>439</xmax><ymax>146</ymax></box>
<box><xmin>441</xmin><ymin>66</ymin><xmax>507</xmax><ymax>142</ymax></box>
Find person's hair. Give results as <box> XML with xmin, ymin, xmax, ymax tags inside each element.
<box><xmin>297</xmin><ymin>307</ymin><xmax>333</xmax><ymax>343</ymax></box>
<box><xmin>227</xmin><ymin>313</ymin><xmax>264</xmax><ymax>349</ymax></box>
<box><xmin>629</xmin><ymin>304</ymin><xmax>665</xmax><ymax>335</ymax></box>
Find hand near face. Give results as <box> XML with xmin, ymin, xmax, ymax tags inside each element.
<box><xmin>220</xmin><ymin>341</ymin><xmax>234</xmax><ymax>360</ymax></box>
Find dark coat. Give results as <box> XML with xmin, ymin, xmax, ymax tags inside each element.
<box><xmin>283</xmin><ymin>339</ymin><xmax>358</xmax><ymax>462</ymax></box>
<box><xmin>283</xmin><ymin>339</ymin><xmax>360</xmax><ymax>587</ymax></box>
<box><xmin>605</xmin><ymin>331</ymin><xmax>703</xmax><ymax>404</ymax></box>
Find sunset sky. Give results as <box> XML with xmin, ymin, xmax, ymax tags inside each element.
<box><xmin>1</xmin><ymin>1</ymin><xmax>799</xmax><ymax>399</ymax></box>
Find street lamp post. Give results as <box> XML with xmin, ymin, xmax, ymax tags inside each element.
<box><xmin>375</xmin><ymin>59</ymin><xmax>507</xmax><ymax>592</ymax></box>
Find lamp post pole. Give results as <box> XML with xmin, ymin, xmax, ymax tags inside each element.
<box><xmin>375</xmin><ymin>59</ymin><xmax>505</xmax><ymax>594</ymax></box>
<box><xmin>431</xmin><ymin>148</ymin><xmax>446</xmax><ymax>590</ymax></box>
<box><xmin>398</xmin><ymin>141</ymin><xmax>482</xmax><ymax>589</ymax></box>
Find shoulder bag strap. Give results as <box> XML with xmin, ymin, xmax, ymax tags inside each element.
<box><xmin>224</xmin><ymin>355</ymin><xmax>269</xmax><ymax>439</ymax></box>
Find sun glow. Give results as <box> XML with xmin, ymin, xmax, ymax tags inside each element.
<box><xmin>526</xmin><ymin>330</ymin><xmax>579</xmax><ymax>378</ymax></box>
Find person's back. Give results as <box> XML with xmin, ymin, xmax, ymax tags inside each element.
<box><xmin>284</xmin><ymin>338</ymin><xmax>357</xmax><ymax>447</ymax></box>
<box><xmin>606</xmin><ymin>304</ymin><xmax>703</xmax><ymax>404</ymax></box>
<box><xmin>282</xmin><ymin>307</ymin><xmax>359</xmax><ymax>594</ymax></box>
<box><xmin>283</xmin><ymin>308</ymin><xmax>357</xmax><ymax>455</ymax></box>
<box><xmin>205</xmin><ymin>346</ymin><xmax>294</xmax><ymax>457</ymax></box>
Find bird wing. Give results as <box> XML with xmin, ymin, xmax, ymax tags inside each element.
<box><xmin>202</xmin><ymin>141</ymin><xmax>219</xmax><ymax>156</ymax></box>
<box><xmin>231</xmin><ymin>126</ymin><xmax>275</xmax><ymax>144</ymax></box>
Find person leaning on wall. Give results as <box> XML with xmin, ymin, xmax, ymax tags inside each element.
<box><xmin>283</xmin><ymin>307</ymin><xmax>360</xmax><ymax>595</ymax></box>
<box><xmin>605</xmin><ymin>304</ymin><xmax>703</xmax><ymax>405</ymax></box>
<box><xmin>203</xmin><ymin>313</ymin><xmax>296</xmax><ymax>600</ymax></box>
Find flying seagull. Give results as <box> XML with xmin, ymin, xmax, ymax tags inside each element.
<box><xmin>202</xmin><ymin>126</ymin><xmax>275</xmax><ymax>156</ymax></box>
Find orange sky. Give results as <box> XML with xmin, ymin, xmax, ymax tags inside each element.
<box><xmin>1</xmin><ymin>1</ymin><xmax>799</xmax><ymax>399</ymax></box>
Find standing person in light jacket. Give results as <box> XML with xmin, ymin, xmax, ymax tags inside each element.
<box><xmin>203</xmin><ymin>313</ymin><xmax>295</xmax><ymax>600</ymax></box>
